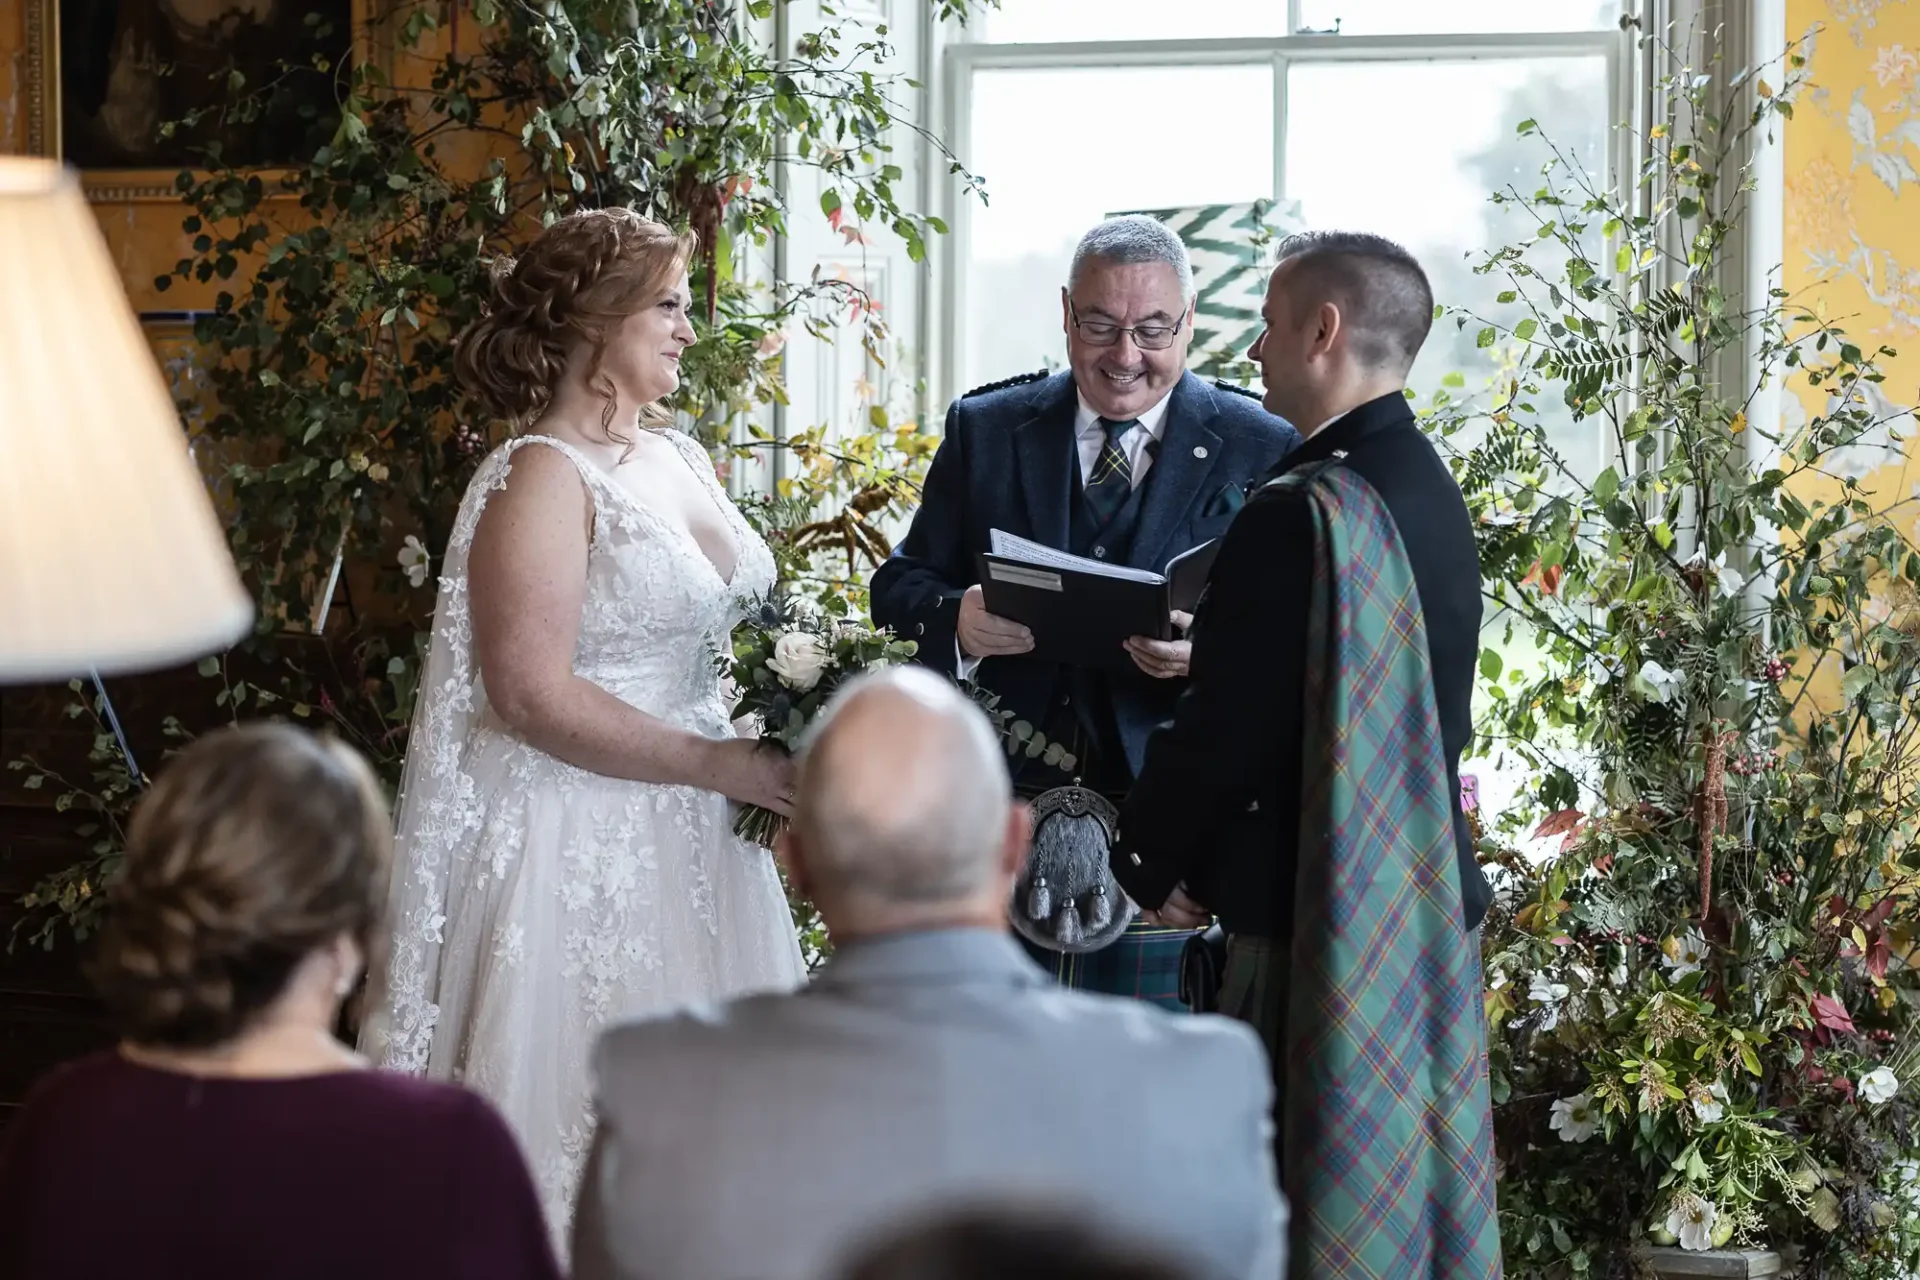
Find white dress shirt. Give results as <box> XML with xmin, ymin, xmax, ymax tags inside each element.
<box><xmin>957</xmin><ymin>388</ymin><xmax>1176</xmax><ymax>675</ymax></box>
<box><xmin>1073</xmin><ymin>388</ymin><xmax>1173</xmax><ymax>491</ymax></box>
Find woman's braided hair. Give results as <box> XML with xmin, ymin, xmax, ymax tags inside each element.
<box><xmin>454</xmin><ymin>207</ymin><xmax>697</xmax><ymax>443</ymax></box>
<box><xmin>90</xmin><ymin>724</ymin><xmax>393</xmax><ymax>1049</ymax></box>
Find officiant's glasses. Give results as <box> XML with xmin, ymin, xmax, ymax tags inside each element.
<box><xmin>1069</xmin><ymin>302</ymin><xmax>1184</xmax><ymax>351</ymax></box>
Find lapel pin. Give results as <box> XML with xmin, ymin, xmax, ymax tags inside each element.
<box><xmin>1193</xmin><ymin>445</ymin><xmax>1208</xmax><ymax>459</ymax></box>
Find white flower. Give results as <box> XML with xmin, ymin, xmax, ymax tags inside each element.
<box><xmin>767</xmin><ymin>631</ymin><xmax>830</xmax><ymax>692</ymax></box>
<box><xmin>398</xmin><ymin>534</ymin><xmax>431</xmax><ymax>588</ymax></box>
<box><xmin>1691</xmin><ymin>1078</ymin><xmax>1729</xmax><ymax>1124</ymax></box>
<box><xmin>1663</xmin><ymin>930</ymin><xmax>1709</xmax><ymax>979</ymax></box>
<box><xmin>1550</xmin><ymin>1092</ymin><xmax>1599</xmax><ymax>1143</ymax></box>
<box><xmin>1713</xmin><ymin>553</ymin><xmax>1745</xmax><ymax>599</ymax></box>
<box><xmin>1861</xmin><ymin>1066</ymin><xmax>1901</xmax><ymax>1106</ymax></box>
<box><xmin>1639</xmin><ymin>658</ymin><xmax>1684</xmax><ymax>703</ymax></box>
<box><xmin>576</xmin><ymin>74</ymin><xmax>611</xmax><ymax>118</ymax></box>
<box><xmin>1667</xmin><ymin>1195</ymin><xmax>1718</xmax><ymax>1251</ymax></box>
<box><xmin>1529</xmin><ymin>972</ymin><xmax>1571</xmax><ymax>1030</ymax></box>
<box><xmin>1894</xmin><ymin>1158</ymin><xmax>1920</xmax><ymax>1208</ymax></box>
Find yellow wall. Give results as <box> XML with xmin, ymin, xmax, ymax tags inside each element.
<box><xmin>1784</xmin><ymin>0</ymin><xmax>1920</xmax><ymax>530</ymax></box>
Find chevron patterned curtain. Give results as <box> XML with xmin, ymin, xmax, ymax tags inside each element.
<box><xmin>1108</xmin><ymin>198</ymin><xmax>1308</xmax><ymax>381</ymax></box>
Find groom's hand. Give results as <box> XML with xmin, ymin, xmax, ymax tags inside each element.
<box><xmin>958</xmin><ymin>585</ymin><xmax>1035</xmax><ymax>658</ymax></box>
<box><xmin>1141</xmin><ymin>882</ymin><xmax>1209</xmax><ymax>930</ymax></box>
<box><xmin>1123</xmin><ymin>610</ymin><xmax>1193</xmax><ymax>679</ymax></box>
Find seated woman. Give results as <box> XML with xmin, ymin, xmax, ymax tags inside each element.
<box><xmin>0</xmin><ymin>723</ymin><xmax>560</xmax><ymax>1280</ymax></box>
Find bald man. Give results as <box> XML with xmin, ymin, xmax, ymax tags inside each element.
<box><xmin>570</xmin><ymin>668</ymin><xmax>1285</xmax><ymax>1280</ymax></box>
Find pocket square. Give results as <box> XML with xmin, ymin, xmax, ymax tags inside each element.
<box><xmin>1202</xmin><ymin>482</ymin><xmax>1248</xmax><ymax>518</ymax></box>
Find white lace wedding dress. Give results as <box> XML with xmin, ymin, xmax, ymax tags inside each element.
<box><xmin>359</xmin><ymin>430</ymin><xmax>807</xmax><ymax>1254</ymax></box>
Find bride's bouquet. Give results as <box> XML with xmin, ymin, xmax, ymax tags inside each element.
<box><xmin>725</xmin><ymin>598</ymin><xmax>918</xmax><ymax>847</ymax></box>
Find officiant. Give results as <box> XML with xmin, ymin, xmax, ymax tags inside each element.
<box><xmin>869</xmin><ymin>215</ymin><xmax>1298</xmax><ymax>1007</ymax></box>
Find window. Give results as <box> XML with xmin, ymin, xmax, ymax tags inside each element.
<box><xmin>963</xmin><ymin>63</ymin><xmax>1276</xmax><ymax>391</ymax></box>
<box><xmin>941</xmin><ymin>2</ymin><xmax>1636</xmax><ymax>825</ymax></box>
<box><xmin>943</xmin><ymin>0</ymin><xmax>1629</xmax><ymax>483</ymax></box>
<box><xmin>973</xmin><ymin>0</ymin><xmax>1617</xmax><ymax>43</ymax></box>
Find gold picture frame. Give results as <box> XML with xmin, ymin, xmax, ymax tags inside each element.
<box><xmin>23</xmin><ymin>0</ymin><xmax>379</xmax><ymax>203</ymax></box>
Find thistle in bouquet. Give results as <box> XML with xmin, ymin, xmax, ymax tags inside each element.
<box><xmin>725</xmin><ymin>597</ymin><xmax>918</xmax><ymax>846</ymax></box>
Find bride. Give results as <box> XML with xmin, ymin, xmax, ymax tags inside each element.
<box><xmin>359</xmin><ymin>208</ymin><xmax>807</xmax><ymax>1249</ymax></box>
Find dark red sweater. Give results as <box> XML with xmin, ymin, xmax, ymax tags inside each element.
<box><xmin>0</xmin><ymin>1052</ymin><xmax>561</xmax><ymax>1280</ymax></box>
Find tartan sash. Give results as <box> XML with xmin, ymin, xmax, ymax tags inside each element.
<box><xmin>1275</xmin><ymin>460</ymin><xmax>1501</xmax><ymax>1278</ymax></box>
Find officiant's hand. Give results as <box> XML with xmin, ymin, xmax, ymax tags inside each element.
<box><xmin>1123</xmin><ymin>610</ymin><xmax>1193</xmax><ymax>679</ymax></box>
<box><xmin>958</xmin><ymin>585</ymin><xmax>1034</xmax><ymax>658</ymax></box>
<box><xmin>1141</xmin><ymin>882</ymin><xmax>1210</xmax><ymax>930</ymax></box>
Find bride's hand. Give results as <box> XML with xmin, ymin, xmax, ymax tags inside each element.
<box><xmin>707</xmin><ymin>739</ymin><xmax>796</xmax><ymax>815</ymax></box>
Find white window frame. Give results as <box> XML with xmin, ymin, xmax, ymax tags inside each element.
<box><xmin>927</xmin><ymin>4</ymin><xmax>1644</xmax><ymax>411</ymax></box>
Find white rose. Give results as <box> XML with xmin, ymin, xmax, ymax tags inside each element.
<box><xmin>767</xmin><ymin>631</ymin><xmax>830</xmax><ymax>692</ymax></box>
<box><xmin>1550</xmin><ymin>1092</ymin><xmax>1598</xmax><ymax>1143</ymax></box>
<box><xmin>1861</xmin><ymin>1066</ymin><xmax>1901</xmax><ymax>1106</ymax></box>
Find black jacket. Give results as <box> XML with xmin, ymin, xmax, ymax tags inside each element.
<box><xmin>871</xmin><ymin>370</ymin><xmax>1298</xmax><ymax>780</ymax></box>
<box><xmin>1113</xmin><ymin>391</ymin><xmax>1492</xmax><ymax>937</ymax></box>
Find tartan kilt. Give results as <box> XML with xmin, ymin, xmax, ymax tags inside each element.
<box><xmin>1019</xmin><ymin>920</ymin><xmax>1203</xmax><ymax>1011</ymax></box>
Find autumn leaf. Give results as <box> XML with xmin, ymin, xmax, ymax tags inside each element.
<box><xmin>1521</xmin><ymin>560</ymin><xmax>1564</xmax><ymax>596</ymax></box>
<box><xmin>1867</xmin><ymin>933</ymin><xmax>1892</xmax><ymax>982</ymax></box>
<box><xmin>1535</xmin><ymin>809</ymin><xmax>1584</xmax><ymax>839</ymax></box>
<box><xmin>1811</xmin><ymin>992</ymin><xmax>1857</xmax><ymax>1034</ymax></box>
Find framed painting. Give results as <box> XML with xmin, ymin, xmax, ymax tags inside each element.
<box><xmin>23</xmin><ymin>0</ymin><xmax>357</xmax><ymax>201</ymax></box>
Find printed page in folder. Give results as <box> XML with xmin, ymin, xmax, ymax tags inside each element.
<box><xmin>987</xmin><ymin>529</ymin><xmax>1165</xmax><ymax>583</ymax></box>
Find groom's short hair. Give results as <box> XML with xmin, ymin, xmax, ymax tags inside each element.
<box><xmin>793</xmin><ymin>668</ymin><xmax>1012</xmax><ymax>907</ymax></box>
<box><xmin>1275</xmin><ymin>230</ymin><xmax>1433</xmax><ymax>375</ymax></box>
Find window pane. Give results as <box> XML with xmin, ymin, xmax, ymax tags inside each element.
<box><xmin>963</xmin><ymin>65</ymin><xmax>1274</xmax><ymax>389</ymax></box>
<box><xmin>976</xmin><ymin>0</ymin><xmax>1285</xmax><ymax>43</ymax></box>
<box><xmin>1285</xmin><ymin>55</ymin><xmax>1610</xmax><ymax>476</ymax></box>
<box><xmin>1296</xmin><ymin>0</ymin><xmax>1619</xmax><ymax>34</ymax></box>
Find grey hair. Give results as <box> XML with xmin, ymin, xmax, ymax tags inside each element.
<box><xmin>1274</xmin><ymin>230</ymin><xmax>1434</xmax><ymax>374</ymax></box>
<box><xmin>1068</xmin><ymin>215</ymin><xmax>1195</xmax><ymax>302</ymax></box>
<box><xmin>792</xmin><ymin>668</ymin><xmax>1012</xmax><ymax>907</ymax></box>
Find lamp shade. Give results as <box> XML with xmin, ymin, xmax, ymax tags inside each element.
<box><xmin>0</xmin><ymin>158</ymin><xmax>252</xmax><ymax>682</ymax></box>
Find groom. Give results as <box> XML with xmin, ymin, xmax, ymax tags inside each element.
<box><xmin>870</xmin><ymin>214</ymin><xmax>1298</xmax><ymax>1007</ymax></box>
<box><xmin>1111</xmin><ymin>232</ymin><xmax>1499</xmax><ymax>1275</ymax></box>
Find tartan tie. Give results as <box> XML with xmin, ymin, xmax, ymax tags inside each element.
<box><xmin>1085</xmin><ymin>416</ymin><xmax>1141</xmax><ymax>529</ymax></box>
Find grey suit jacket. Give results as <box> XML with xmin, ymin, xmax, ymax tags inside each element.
<box><xmin>572</xmin><ymin>928</ymin><xmax>1286</xmax><ymax>1280</ymax></box>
